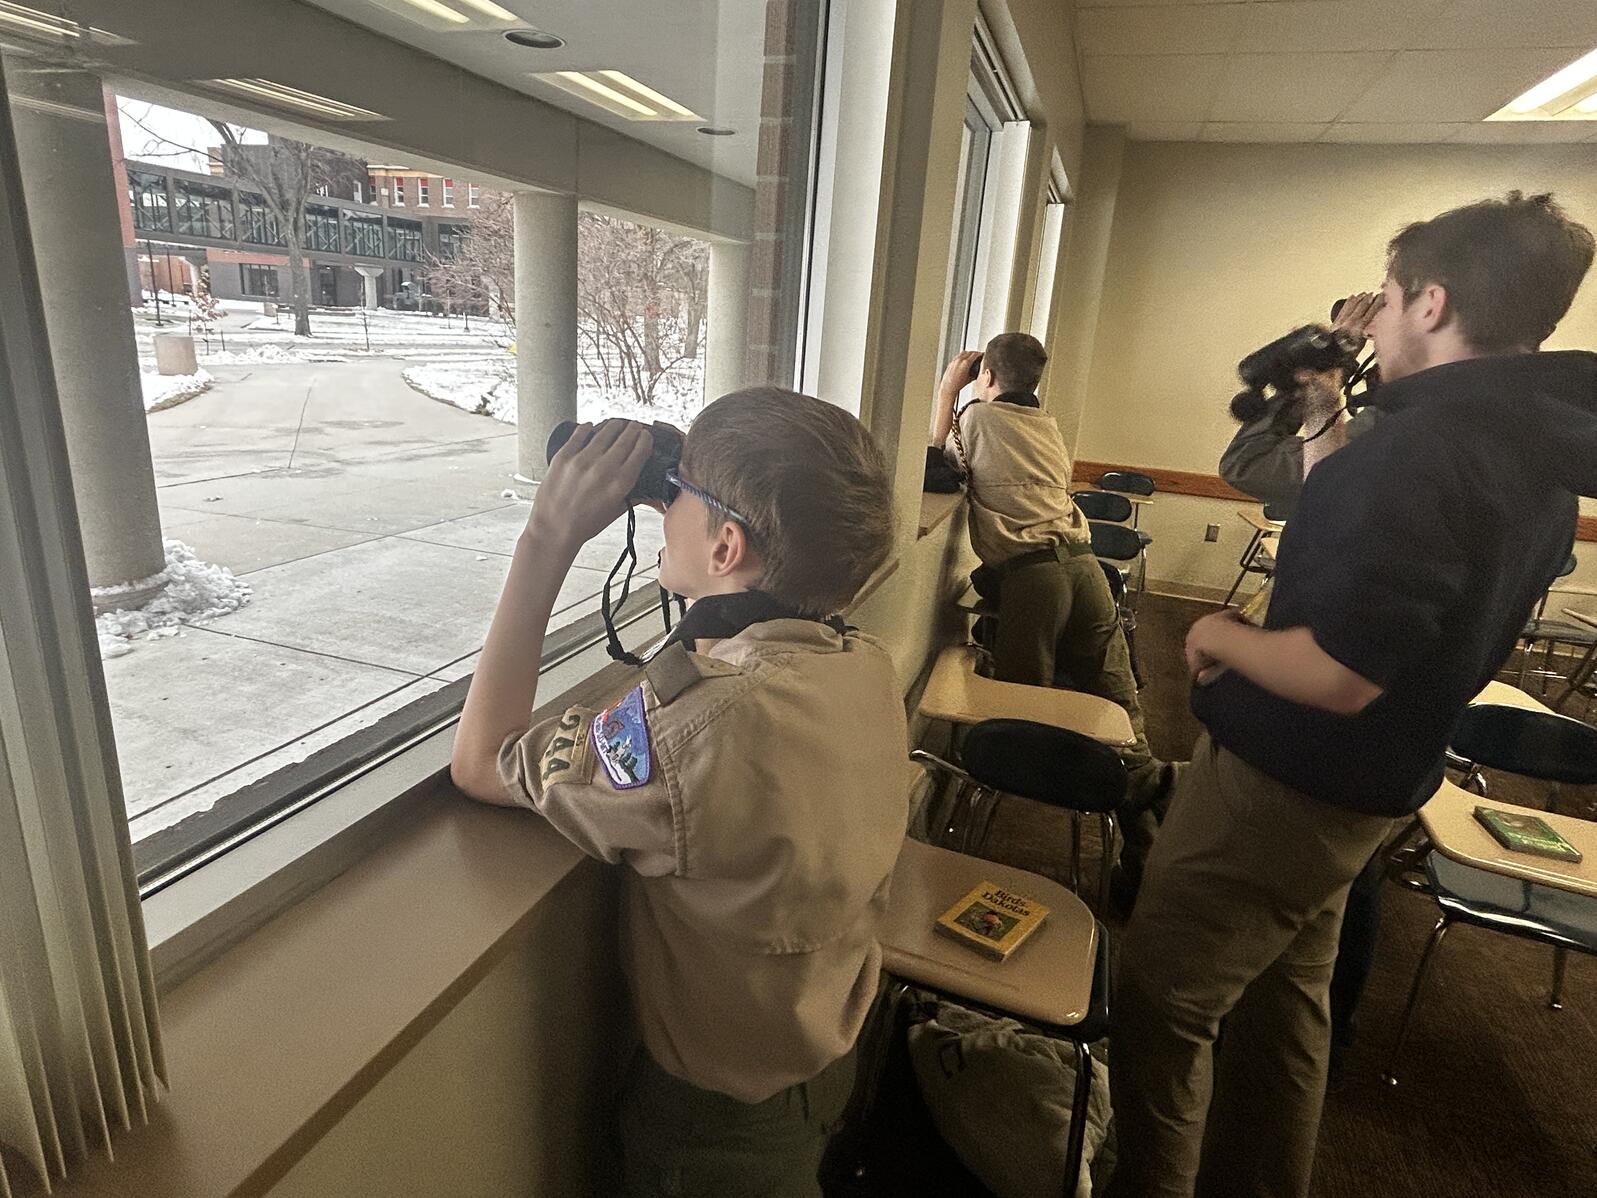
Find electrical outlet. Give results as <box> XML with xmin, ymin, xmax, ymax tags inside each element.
<box><xmin>1204</xmin><ymin>524</ymin><xmax>1220</xmax><ymax>542</ymax></box>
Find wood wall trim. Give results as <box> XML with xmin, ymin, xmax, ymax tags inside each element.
<box><xmin>1076</xmin><ymin>460</ymin><xmax>1597</xmax><ymax>543</ymax></box>
<box><xmin>1072</xmin><ymin>460</ymin><xmax>1254</xmax><ymax>503</ymax></box>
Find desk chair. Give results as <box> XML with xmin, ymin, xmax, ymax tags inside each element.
<box><xmin>1089</xmin><ymin>521</ymin><xmax>1143</xmax><ymax>609</ymax></box>
<box><xmin>1093</xmin><ymin>474</ymin><xmax>1156</xmax><ymax>595</ymax></box>
<box><xmin>875</xmin><ymin>835</ymin><xmax>1111</xmax><ymax>1195</ymax></box>
<box><xmin>1448</xmin><ymin>702</ymin><xmax>1597</xmax><ymax>803</ymax></box>
<box><xmin>1383</xmin><ymin>785</ymin><xmax>1597</xmax><ymax>1086</ymax></box>
<box><xmin>1553</xmin><ymin>608</ymin><xmax>1597</xmax><ymax>718</ymax></box>
<box><xmin>1074</xmin><ymin>489</ymin><xmax>1149</xmax><ymax>599</ymax></box>
<box><xmin>913</xmin><ymin>718</ymin><xmax>1128</xmax><ymax>915</ymax></box>
<box><xmin>1517</xmin><ymin>555</ymin><xmax>1592</xmax><ymax>693</ymax></box>
<box><xmin>1224</xmin><ymin>504</ymin><xmax>1287</xmax><ymax>607</ymax></box>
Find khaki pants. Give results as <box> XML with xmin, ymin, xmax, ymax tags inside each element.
<box><xmin>1105</xmin><ymin>734</ymin><xmax>1393</xmax><ymax>1198</ymax></box>
<box><xmin>620</xmin><ymin>1047</ymin><xmax>856</xmax><ymax>1198</ymax></box>
<box><xmin>985</xmin><ymin>555</ymin><xmax>1175</xmax><ymax>850</ymax></box>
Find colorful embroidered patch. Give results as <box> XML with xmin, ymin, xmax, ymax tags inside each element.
<box><xmin>591</xmin><ymin>685</ymin><xmax>653</xmax><ymax>790</ymax></box>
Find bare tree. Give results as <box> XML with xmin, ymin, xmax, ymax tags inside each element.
<box><xmin>213</xmin><ymin>127</ymin><xmax>363</xmax><ymax>337</ymax></box>
<box><xmin>423</xmin><ymin>192</ymin><xmax>515</xmax><ymax>333</ymax></box>
<box><xmin>576</xmin><ymin>213</ymin><xmax>708</xmax><ymax>407</ymax></box>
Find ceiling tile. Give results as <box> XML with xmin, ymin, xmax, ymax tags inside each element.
<box><xmin>1209</xmin><ymin>51</ymin><xmax>1392</xmax><ymax>122</ymax></box>
<box><xmin>1320</xmin><ymin>121</ymin><xmax>1466</xmax><ymax>142</ymax></box>
<box><xmin>1077</xmin><ymin>4</ymin><xmax>1248</xmax><ymax>56</ymax></box>
<box><xmin>1126</xmin><ymin>121</ymin><xmax>1207</xmax><ymax>140</ymax></box>
<box><xmin>1414</xmin><ymin>0</ymin><xmax>1597</xmax><ymax>50</ymax></box>
<box><xmin>1338</xmin><ymin>47</ymin><xmax>1590</xmax><ymax>122</ymax></box>
<box><xmin>1199</xmin><ymin>121</ymin><xmax>1332</xmax><ymax>142</ymax></box>
<box><xmin>1233</xmin><ymin>0</ymin><xmax>1452</xmax><ymax>55</ymax></box>
<box><xmin>1082</xmin><ymin>54</ymin><xmax>1228</xmax><ymax>122</ymax></box>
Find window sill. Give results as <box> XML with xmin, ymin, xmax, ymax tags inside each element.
<box><xmin>918</xmin><ymin>489</ymin><xmax>963</xmax><ymax>538</ymax></box>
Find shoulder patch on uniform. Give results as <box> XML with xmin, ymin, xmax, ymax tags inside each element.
<box><xmin>592</xmin><ymin>685</ymin><xmax>653</xmax><ymax>790</ymax></box>
<box><xmin>644</xmin><ymin>642</ymin><xmax>742</xmax><ymax>705</ymax></box>
<box><xmin>539</xmin><ymin>705</ymin><xmax>596</xmax><ymax>786</ymax></box>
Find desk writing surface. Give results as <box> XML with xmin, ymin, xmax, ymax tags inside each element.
<box><xmin>1237</xmin><ymin>508</ymin><xmax>1285</xmax><ymax>534</ymax></box>
<box><xmin>1470</xmin><ymin>680</ymin><xmax>1555</xmax><ymax>716</ymax></box>
<box><xmin>1562</xmin><ymin>607</ymin><xmax>1597</xmax><ymax>633</ymax></box>
<box><xmin>918</xmin><ymin>645</ymin><xmax>1136</xmax><ymax>747</ymax></box>
<box><xmin>1420</xmin><ymin>779</ymin><xmax>1597</xmax><ymax>898</ymax></box>
<box><xmin>880</xmin><ymin>836</ymin><xmax>1098</xmax><ymax>1028</ymax></box>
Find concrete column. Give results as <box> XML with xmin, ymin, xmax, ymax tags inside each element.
<box><xmin>513</xmin><ymin>191</ymin><xmax>578</xmax><ymax>481</ymax></box>
<box><xmin>704</xmin><ymin>240</ymin><xmax>750</xmax><ymax>404</ymax></box>
<box><xmin>355</xmin><ymin>265</ymin><xmax>384</xmax><ymax>309</ymax></box>
<box><xmin>7</xmin><ymin>58</ymin><xmax>165</xmax><ymax>596</ymax></box>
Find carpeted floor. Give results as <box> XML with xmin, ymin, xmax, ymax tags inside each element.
<box><xmin>976</xmin><ymin>591</ymin><xmax>1597</xmax><ymax>1198</ymax></box>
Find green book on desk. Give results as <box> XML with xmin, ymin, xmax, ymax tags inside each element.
<box><xmin>1473</xmin><ymin>806</ymin><xmax>1583</xmax><ymax>864</ymax></box>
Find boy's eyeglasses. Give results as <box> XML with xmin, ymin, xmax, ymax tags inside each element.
<box><xmin>664</xmin><ymin>469</ymin><xmax>755</xmax><ymax>533</ymax></box>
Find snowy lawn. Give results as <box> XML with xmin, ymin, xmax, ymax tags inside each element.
<box><xmin>403</xmin><ymin>358</ymin><xmax>706</xmax><ymax>430</ymax></box>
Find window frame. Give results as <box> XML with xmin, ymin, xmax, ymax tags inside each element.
<box><xmin>239</xmin><ymin>263</ymin><xmax>279</xmax><ymax>297</ymax></box>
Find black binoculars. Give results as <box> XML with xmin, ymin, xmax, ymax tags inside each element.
<box><xmin>546</xmin><ymin>419</ymin><xmax>687</xmax><ymax>507</ymax></box>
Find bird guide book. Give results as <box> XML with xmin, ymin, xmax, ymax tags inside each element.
<box><xmin>934</xmin><ymin>882</ymin><xmax>1049</xmax><ymax>961</ymax></box>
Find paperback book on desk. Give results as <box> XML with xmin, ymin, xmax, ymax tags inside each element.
<box><xmin>934</xmin><ymin>882</ymin><xmax>1049</xmax><ymax>960</ymax></box>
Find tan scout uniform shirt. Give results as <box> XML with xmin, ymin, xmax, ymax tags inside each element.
<box><xmin>950</xmin><ymin>400</ymin><xmax>1091</xmax><ymax>566</ymax></box>
<box><xmin>499</xmin><ymin>619</ymin><xmax>909</xmax><ymax>1104</ymax></box>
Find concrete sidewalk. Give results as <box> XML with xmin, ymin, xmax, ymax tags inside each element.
<box><xmin>109</xmin><ymin>360</ymin><xmax>664</xmax><ymax>841</ymax></box>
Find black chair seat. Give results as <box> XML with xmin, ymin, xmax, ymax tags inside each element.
<box><xmin>1523</xmin><ymin>618</ymin><xmax>1597</xmax><ymax>646</ymax></box>
<box><xmin>961</xmin><ymin>719</ymin><xmax>1128</xmax><ymax>814</ymax></box>
<box><xmin>1428</xmin><ymin>852</ymin><xmax>1597</xmax><ymax>952</ymax></box>
<box><xmin>1097</xmin><ymin>471</ymin><xmax>1154</xmax><ymax>497</ymax></box>
<box><xmin>1072</xmin><ymin>490</ymin><xmax>1132</xmax><ymax>523</ymax></box>
<box><xmin>1089</xmin><ymin>521</ymin><xmax>1142</xmax><ymax>563</ymax></box>
<box><xmin>1450</xmin><ymin>704</ymin><xmax>1597</xmax><ymax>785</ymax></box>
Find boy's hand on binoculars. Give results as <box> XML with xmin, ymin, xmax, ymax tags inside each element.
<box><xmin>1332</xmin><ymin>291</ymin><xmax>1383</xmax><ymax>339</ymax></box>
<box><xmin>526</xmin><ymin>419</ymin><xmax>653</xmax><ymax>552</ymax></box>
<box><xmin>940</xmin><ymin>350</ymin><xmax>983</xmax><ymax>396</ymax></box>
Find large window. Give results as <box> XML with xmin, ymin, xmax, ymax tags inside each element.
<box><xmin>305</xmin><ymin>203</ymin><xmax>341</xmax><ymax>253</ymax></box>
<box><xmin>5</xmin><ymin>2</ymin><xmax>829</xmax><ymax>889</ymax></box>
<box><xmin>239</xmin><ymin>192</ymin><xmax>282</xmax><ymax>246</ymax></box>
<box><xmin>174</xmin><ymin>179</ymin><xmax>235</xmax><ymax>240</ymax></box>
<box><xmin>345</xmin><ymin>211</ymin><xmax>384</xmax><ymax>258</ymax></box>
<box><xmin>128</xmin><ymin>169</ymin><xmax>170</xmax><ymax>232</ymax></box>
<box><xmin>386</xmin><ymin>216</ymin><xmax>422</xmax><ymax>261</ymax></box>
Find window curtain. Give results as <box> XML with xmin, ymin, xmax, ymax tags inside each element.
<box><xmin>0</xmin><ymin>61</ymin><xmax>164</xmax><ymax>1195</ymax></box>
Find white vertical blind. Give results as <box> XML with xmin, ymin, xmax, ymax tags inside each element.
<box><xmin>0</xmin><ymin>60</ymin><xmax>164</xmax><ymax>1195</ymax></box>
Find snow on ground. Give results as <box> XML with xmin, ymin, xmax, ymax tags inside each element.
<box><xmin>141</xmin><ymin>368</ymin><xmax>213</xmax><ymax>412</ymax></box>
<box><xmin>94</xmin><ymin>540</ymin><xmax>251</xmax><ymax>659</ymax></box>
<box><xmin>404</xmin><ymin>359</ymin><xmax>706</xmax><ymax>429</ymax></box>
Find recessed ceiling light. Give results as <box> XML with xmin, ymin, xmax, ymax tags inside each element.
<box><xmin>697</xmin><ymin>126</ymin><xmax>736</xmax><ymax>137</ymax></box>
<box><xmin>0</xmin><ymin>1</ymin><xmax>131</xmax><ymax>44</ymax></box>
<box><xmin>452</xmin><ymin>0</ymin><xmax>518</xmax><ymax>21</ymax></box>
<box><xmin>504</xmin><ymin>28</ymin><xmax>563</xmax><ymax>49</ymax></box>
<box><xmin>201</xmin><ymin>79</ymin><xmax>388</xmax><ymax>122</ymax></box>
<box><xmin>533</xmin><ymin>70</ymin><xmax>701</xmax><ymax>122</ymax></box>
<box><xmin>1489</xmin><ymin>46</ymin><xmax>1597</xmax><ymax>122</ymax></box>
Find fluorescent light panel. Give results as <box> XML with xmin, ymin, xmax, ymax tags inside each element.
<box><xmin>203</xmin><ymin>79</ymin><xmax>388</xmax><ymax>122</ymax></box>
<box><xmin>0</xmin><ymin>1</ymin><xmax>131</xmax><ymax>44</ymax></box>
<box><xmin>1488</xmin><ymin>46</ymin><xmax>1597</xmax><ymax>122</ymax></box>
<box><xmin>381</xmin><ymin>0</ymin><xmax>517</xmax><ymax>27</ymax></box>
<box><xmin>532</xmin><ymin>70</ymin><xmax>702</xmax><ymax>123</ymax></box>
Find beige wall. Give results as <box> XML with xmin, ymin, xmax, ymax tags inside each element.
<box><xmin>1070</xmin><ymin>138</ymin><xmax>1597</xmax><ymax>596</ymax></box>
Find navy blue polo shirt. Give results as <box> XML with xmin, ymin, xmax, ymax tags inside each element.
<box><xmin>1192</xmin><ymin>352</ymin><xmax>1597</xmax><ymax>817</ymax></box>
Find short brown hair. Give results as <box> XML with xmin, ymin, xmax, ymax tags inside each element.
<box><xmin>681</xmin><ymin>388</ymin><xmax>895</xmax><ymax>616</ymax></box>
<box><xmin>982</xmin><ymin>332</ymin><xmax>1049</xmax><ymax>394</ymax></box>
<box><xmin>1387</xmin><ymin>191</ymin><xmax>1595</xmax><ymax>353</ymax></box>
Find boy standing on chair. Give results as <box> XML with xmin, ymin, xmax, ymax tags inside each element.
<box><xmin>451</xmin><ymin>390</ymin><xmax>908</xmax><ymax>1198</ymax></box>
<box><xmin>932</xmin><ymin>332</ymin><xmax>1178</xmax><ymax>903</ymax></box>
<box><xmin>1108</xmin><ymin>193</ymin><xmax>1597</xmax><ymax>1198</ymax></box>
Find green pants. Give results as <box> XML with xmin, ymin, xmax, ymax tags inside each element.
<box><xmin>985</xmin><ymin>554</ymin><xmax>1177</xmax><ymax>872</ymax></box>
<box><xmin>1105</xmin><ymin>734</ymin><xmax>1393</xmax><ymax>1198</ymax></box>
<box><xmin>620</xmin><ymin>1048</ymin><xmax>856</xmax><ymax>1198</ymax></box>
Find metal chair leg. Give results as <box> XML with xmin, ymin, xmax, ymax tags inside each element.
<box><xmin>972</xmin><ymin>792</ymin><xmax>1005</xmax><ymax>856</ymax></box>
<box><xmin>1553</xmin><ymin>642</ymin><xmax>1597</xmax><ymax>711</ymax></box>
<box><xmin>1517</xmin><ymin>638</ymin><xmax>1534</xmax><ymax>689</ymax></box>
<box><xmin>1098</xmin><ymin>813</ymin><xmax>1116</xmax><ymax>917</ymax></box>
<box><xmin>1062</xmin><ymin>1040</ymin><xmax>1093</xmax><ymax>1197</ymax></box>
<box><xmin>1551</xmin><ymin>947</ymin><xmax>1569</xmax><ymax>1011</ymax></box>
<box><xmin>1383</xmin><ymin>913</ymin><xmax>1452</xmax><ymax>1086</ymax></box>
